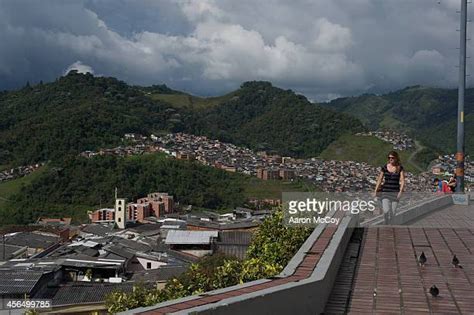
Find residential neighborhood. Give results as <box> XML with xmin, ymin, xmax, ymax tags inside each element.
<box><xmin>0</xmin><ymin>200</ymin><xmax>260</xmax><ymax>313</ymax></box>
<box><xmin>0</xmin><ymin>132</ymin><xmax>455</xmax><ymax>312</ymax></box>
<box><xmin>0</xmin><ymin>162</ymin><xmax>45</xmax><ymax>182</ymax></box>
<box><xmin>77</xmin><ymin>132</ymin><xmax>438</xmax><ymax>194</ymax></box>
<box><xmin>355</xmin><ymin>130</ymin><xmax>415</xmax><ymax>150</ymax></box>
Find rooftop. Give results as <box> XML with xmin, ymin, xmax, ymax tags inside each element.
<box><xmin>4</xmin><ymin>231</ymin><xmax>59</xmax><ymax>249</ymax></box>
<box><xmin>51</xmin><ymin>282</ymin><xmax>135</xmax><ymax>307</ymax></box>
<box><xmin>0</xmin><ymin>270</ymin><xmax>51</xmax><ymax>295</ymax></box>
<box><xmin>165</xmin><ymin>230</ymin><xmax>218</xmax><ymax>245</ymax></box>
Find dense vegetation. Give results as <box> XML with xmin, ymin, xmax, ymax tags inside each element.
<box><xmin>106</xmin><ymin>209</ymin><xmax>311</xmax><ymax>313</ymax></box>
<box><xmin>185</xmin><ymin>81</ymin><xmax>365</xmax><ymax>157</ymax></box>
<box><xmin>0</xmin><ymin>71</ymin><xmax>182</xmax><ymax>165</ymax></box>
<box><xmin>324</xmin><ymin>85</ymin><xmax>474</xmax><ymax>154</ymax></box>
<box><xmin>0</xmin><ymin>74</ymin><xmax>365</xmax><ymax>166</ymax></box>
<box><xmin>0</xmin><ymin>154</ymin><xmax>248</xmax><ymax>225</ymax></box>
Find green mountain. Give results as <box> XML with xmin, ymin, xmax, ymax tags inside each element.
<box><xmin>184</xmin><ymin>81</ymin><xmax>365</xmax><ymax>157</ymax></box>
<box><xmin>0</xmin><ymin>71</ymin><xmax>184</xmax><ymax>165</ymax></box>
<box><xmin>0</xmin><ymin>74</ymin><xmax>365</xmax><ymax>166</ymax></box>
<box><xmin>323</xmin><ymin>86</ymin><xmax>474</xmax><ymax>153</ymax></box>
<box><xmin>2</xmin><ymin>75</ymin><xmax>351</xmax><ymax>224</ymax></box>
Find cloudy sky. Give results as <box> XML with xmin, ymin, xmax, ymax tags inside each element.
<box><xmin>0</xmin><ymin>0</ymin><xmax>472</xmax><ymax>100</ymax></box>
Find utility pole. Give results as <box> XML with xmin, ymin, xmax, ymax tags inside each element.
<box><xmin>456</xmin><ymin>0</ymin><xmax>468</xmax><ymax>193</ymax></box>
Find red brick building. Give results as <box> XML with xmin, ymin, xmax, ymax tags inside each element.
<box><xmin>89</xmin><ymin>192</ymin><xmax>175</xmax><ymax>224</ymax></box>
<box><xmin>88</xmin><ymin>208</ymin><xmax>115</xmax><ymax>223</ymax></box>
<box><xmin>256</xmin><ymin>168</ymin><xmax>280</xmax><ymax>180</ymax></box>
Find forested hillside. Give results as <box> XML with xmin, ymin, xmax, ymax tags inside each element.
<box><xmin>1</xmin><ymin>154</ymin><xmax>248</xmax><ymax>225</ymax></box>
<box><xmin>324</xmin><ymin>86</ymin><xmax>474</xmax><ymax>153</ymax></box>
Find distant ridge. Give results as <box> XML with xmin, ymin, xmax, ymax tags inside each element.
<box><xmin>321</xmin><ymin>86</ymin><xmax>474</xmax><ymax>153</ymax></box>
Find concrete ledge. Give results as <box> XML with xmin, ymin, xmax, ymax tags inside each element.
<box><xmin>361</xmin><ymin>195</ymin><xmax>452</xmax><ymax>226</ymax></box>
<box><xmin>280</xmin><ymin>210</ymin><xmax>336</xmax><ymax>277</ymax></box>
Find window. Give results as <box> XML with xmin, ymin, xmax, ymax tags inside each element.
<box><xmin>118</xmin><ymin>218</ymin><xmax>121</xmax><ymax>222</ymax></box>
<box><xmin>146</xmin><ymin>262</ymin><xmax>152</xmax><ymax>269</ymax></box>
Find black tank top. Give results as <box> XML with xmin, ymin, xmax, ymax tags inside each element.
<box><xmin>381</xmin><ymin>164</ymin><xmax>403</xmax><ymax>192</ymax></box>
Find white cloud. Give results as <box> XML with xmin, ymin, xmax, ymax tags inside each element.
<box><xmin>64</xmin><ymin>61</ymin><xmax>94</xmax><ymax>75</ymax></box>
<box><xmin>0</xmin><ymin>0</ymin><xmax>470</xmax><ymax>99</ymax></box>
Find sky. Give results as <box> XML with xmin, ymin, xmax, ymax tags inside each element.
<box><xmin>0</xmin><ymin>0</ymin><xmax>472</xmax><ymax>100</ymax></box>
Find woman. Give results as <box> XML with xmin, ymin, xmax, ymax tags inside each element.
<box><xmin>374</xmin><ymin>151</ymin><xmax>405</xmax><ymax>224</ymax></box>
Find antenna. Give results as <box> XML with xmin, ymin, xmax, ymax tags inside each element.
<box><xmin>115</xmin><ymin>187</ymin><xmax>118</xmax><ymax>200</ymax></box>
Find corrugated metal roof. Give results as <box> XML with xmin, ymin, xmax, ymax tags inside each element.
<box><xmin>218</xmin><ymin>231</ymin><xmax>253</xmax><ymax>245</ymax></box>
<box><xmin>165</xmin><ymin>230</ymin><xmax>218</xmax><ymax>245</ymax></box>
<box><xmin>52</xmin><ymin>282</ymin><xmax>136</xmax><ymax>306</ymax></box>
<box><xmin>0</xmin><ymin>270</ymin><xmax>48</xmax><ymax>295</ymax></box>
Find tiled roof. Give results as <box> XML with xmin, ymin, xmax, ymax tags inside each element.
<box><xmin>346</xmin><ymin>226</ymin><xmax>474</xmax><ymax>314</ymax></box>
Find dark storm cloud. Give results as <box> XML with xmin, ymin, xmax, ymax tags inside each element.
<box><xmin>0</xmin><ymin>0</ymin><xmax>471</xmax><ymax>99</ymax></box>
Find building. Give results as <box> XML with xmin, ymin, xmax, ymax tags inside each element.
<box><xmin>127</xmin><ymin>202</ymin><xmax>151</xmax><ymax>222</ymax></box>
<box><xmin>88</xmin><ymin>208</ymin><xmax>115</xmax><ymax>223</ymax></box>
<box><xmin>115</xmin><ymin>198</ymin><xmax>127</xmax><ymax>229</ymax></box>
<box><xmin>279</xmin><ymin>169</ymin><xmax>296</xmax><ymax>180</ymax></box>
<box><xmin>137</xmin><ymin>192</ymin><xmax>175</xmax><ymax>218</ymax></box>
<box><xmin>215</xmin><ymin>231</ymin><xmax>253</xmax><ymax>260</ymax></box>
<box><xmin>176</xmin><ymin>152</ymin><xmax>195</xmax><ymax>160</ymax></box>
<box><xmin>4</xmin><ymin>231</ymin><xmax>60</xmax><ymax>257</ymax></box>
<box><xmin>36</xmin><ymin>217</ymin><xmax>72</xmax><ymax>226</ymax></box>
<box><xmin>90</xmin><ymin>193</ymin><xmax>175</xmax><ymax>225</ymax></box>
<box><xmin>256</xmin><ymin>168</ymin><xmax>280</xmax><ymax>180</ymax></box>
<box><xmin>165</xmin><ymin>230</ymin><xmax>218</xmax><ymax>257</ymax></box>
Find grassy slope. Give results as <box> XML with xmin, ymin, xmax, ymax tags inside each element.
<box><xmin>243</xmin><ymin>177</ymin><xmax>314</xmax><ymax>199</ymax></box>
<box><xmin>149</xmin><ymin>92</ymin><xmax>235</xmax><ymax>110</ymax></box>
<box><xmin>0</xmin><ymin>166</ymin><xmax>48</xmax><ymax>211</ymax></box>
<box><xmin>319</xmin><ymin>134</ymin><xmax>420</xmax><ymax>173</ymax></box>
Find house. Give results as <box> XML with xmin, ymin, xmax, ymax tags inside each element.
<box><xmin>36</xmin><ymin>217</ymin><xmax>72</xmax><ymax>226</ymax></box>
<box><xmin>165</xmin><ymin>230</ymin><xmax>218</xmax><ymax>257</ymax></box>
<box><xmin>88</xmin><ymin>208</ymin><xmax>115</xmax><ymax>223</ymax></box>
<box><xmin>215</xmin><ymin>231</ymin><xmax>253</xmax><ymax>260</ymax></box>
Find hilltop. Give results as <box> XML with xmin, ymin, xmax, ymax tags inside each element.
<box><xmin>0</xmin><ymin>71</ymin><xmax>181</xmax><ymax>165</ymax></box>
<box><xmin>0</xmin><ymin>73</ymin><xmax>365</xmax><ymax>166</ymax></box>
<box><xmin>182</xmin><ymin>81</ymin><xmax>365</xmax><ymax>157</ymax></box>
